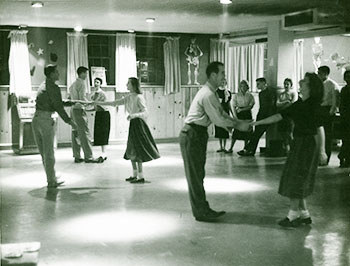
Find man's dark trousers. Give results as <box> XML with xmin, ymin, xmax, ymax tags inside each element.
<box><xmin>179</xmin><ymin>123</ymin><xmax>209</xmax><ymax>218</ymax></box>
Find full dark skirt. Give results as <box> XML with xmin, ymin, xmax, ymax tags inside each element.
<box><xmin>232</xmin><ymin>110</ymin><xmax>252</xmax><ymax>140</ymax></box>
<box><xmin>278</xmin><ymin>136</ymin><xmax>319</xmax><ymax>199</ymax></box>
<box><xmin>93</xmin><ymin>111</ymin><xmax>110</xmax><ymax>146</ymax></box>
<box><xmin>214</xmin><ymin>126</ymin><xmax>229</xmax><ymax>139</ymax></box>
<box><xmin>124</xmin><ymin>118</ymin><xmax>160</xmax><ymax>162</ymax></box>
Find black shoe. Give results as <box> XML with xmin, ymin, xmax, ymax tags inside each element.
<box><xmin>217</xmin><ymin>149</ymin><xmax>224</xmax><ymax>153</ymax></box>
<box><xmin>278</xmin><ymin>217</ymin><xmax>301</xmax><ymax>228</ymax></box>
<box><xmin>237</xmin><ymin>150</ymin><xmax>254</xmax><ymax>157</ymax></box>
<box><xmin>299</xmin><ymin>217</ymin><xmax>312</xmax><ymax>225</ymax></box>
<box><xmin>74</xmin><ymin>158</ymin><xmax>84</xmax><ymax>163</ymax></box>
<box><xmin>130</xmin><ymin>178</ymin><xmax>145</xmax><ymax>184</ymax></box>
<box><xmin>195</xmin><ymin>209</ymin><xmax>226</xmax><ymax>222</ymax></box>
<box><xmin>225</xmin><ymin>149</ymin><xmax>233</xmax><ymax>154</ymax></box>
<box><xmin>47</xmin><ymin>180</ymin><xmax>65</xmax><ymax>188</ymax></box>
<box><xmin>85</xmin><ymin>158</ymin><xmax>103</xmax><ymax>163</ymax></box>
<box><xmin>97</xmin><ymin>156</ymin><xmax>104</xmax><ymax>163</ymax></box>
<box><xmin>125</xmin><ymin>176</ymin><xmax>137</xmax><ymax>182</ymax></box>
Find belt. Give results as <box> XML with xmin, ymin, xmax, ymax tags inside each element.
<box><xmin>186</xmin><ymin>123</ymin><xmax>208</xmax><ymax>132</ymax></box>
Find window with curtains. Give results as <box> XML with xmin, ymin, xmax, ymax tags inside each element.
<box><xmin>0</xmin><ymin>31</ymin><xmax>10</xmax><ymax>85</ymax></box>
<box><xmin>136</xmin><ymin>36</ymin><xmax>165</xmax><ymax>85</ymax></box>
<box><xmin>87</xmin><ymin>35</ymin><xmax>115</xmax><ymax>85</ymax></box>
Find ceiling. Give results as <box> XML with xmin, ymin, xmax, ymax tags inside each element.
<box><xmin>0</xmin><ymin>0</ymin><xmax>349</xmax><ymax>34</ymax></box>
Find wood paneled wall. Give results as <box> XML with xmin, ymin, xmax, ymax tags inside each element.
<box><xmin>0</xmin><ymin>85</ymin><xmax>261</xmax><ymax>149</ymax></box>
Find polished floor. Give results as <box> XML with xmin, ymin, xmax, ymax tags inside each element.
<box><xmin>1</xmin><ymin>140</ymin><xmax>349</xmax><ymax>266</ymax></box>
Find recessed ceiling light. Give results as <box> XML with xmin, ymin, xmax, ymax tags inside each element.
<box><xmin>146</xmin><ymin>18</ymin><xmax>155</xmax><ymax>23</ymax></box>
<box><xmin>31</xmin><ymin>1</ymin><xmax>44</xmax><ymax>8</ymax></box>
<box><xmin>128</xmin><ymin>29</ymin><xmax>135</xmax><ymax>33</ymax></box>
<box><xmin>220</xmin><ymin>0</ymin><xmax>232</xmax><ymax>4</ymax></box>
<box><xmin>74</xmin><ymin>26</ymin><xmax>82</xmax><ymax>32</ymax></box>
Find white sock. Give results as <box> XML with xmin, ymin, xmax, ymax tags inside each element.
<box><xmin>132</xmin><ymin>169</ymin><xmax>137</xmax><ymax>177</ymax></box>
<box><xmin>287</xmin><ymin>210</ymin><xmax>299</xmax><ymax>221</ymax></box>
<box><xmin>138</xmin><ymin>172</ymin><xmax>144</xmax><ymax>179</ymax></box>
<box><xmin>300</xmin><ymin>210</ymin><xmax>310</xmax><ymax>219</ymax></box>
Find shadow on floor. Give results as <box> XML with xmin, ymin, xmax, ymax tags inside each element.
<box><xmin>28</xmin><ymin>186</ymin><xmax>123</xmax><ymax>202</ymax></box>
<box><xmin>217</xmin><ymin>211</ymin><xmax>288</xmax><ymax>229</ymax></box>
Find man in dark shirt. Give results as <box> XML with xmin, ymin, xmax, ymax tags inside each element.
<box><xmin>238</xmin><ymin>77</ymin><xmax>276</xmax><ymax>156</ymax></box>
<box><xmin>338</xmin><ymin>70</ymin><xmax>350</xmax><ymax>167</ymax></box>
<box><xmin>32</xmin><ymin>65</ymin><xmax>77</xmax><ymax>188</ymax></box>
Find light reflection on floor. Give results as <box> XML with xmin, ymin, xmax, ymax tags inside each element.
<box><xmin>57</xmin><ymin>210</ymin><xmax>180</xmax><ymax>243</ymax></box>
<box><xmin>163</xmin><ymin>177</ymin><xmax>270</xmax><ymax>193</ymax></box>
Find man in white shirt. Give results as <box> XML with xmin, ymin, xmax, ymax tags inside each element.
<box><xmin>318</xmin><ymin>66</ymin><xmax>340</xmax><ymax>164</ymax></box>
<box><xmin>69</xmin><ymin>66</ymin><xmax>102</xmax><ymax>163</ymax></box>
<box><xmin>179</xmin><ymin>61</ymin><xmax>250</xmax><ymax>222</ymax></box>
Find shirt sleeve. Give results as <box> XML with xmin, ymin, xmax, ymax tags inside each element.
<box><xmin>47</xmin><ymin>83</ymin><xmax>71</xmax><ymax>124</ymax></box>
<box><xmin>232</xmin><ymin>94</ymin><xmax>237</xmax><ymax>107</ymax></box>
<box><xmin>202</xmin><ymin>92</ymin><xmax>235</xmax><ymax>128</ymax></box>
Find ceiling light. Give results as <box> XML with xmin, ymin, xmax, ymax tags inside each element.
<box><xmin>128</xmin><ymin>29</ymin><xmax>135</xmax><ymax>33</ymax></box>
<box><xmin>31</xmin><ymin>1</ymin><xmax>44</xmax><ymax>8</ymax></box>
<box><xmin>74</xmin><ymin>26</ymin><xmax>82</xmax><ymax>32</ymax></box>
<box><xmin>146</xmin><ymin>18</ymin><xmax>155</xmax><ymax>23</ymax></box>
<box><xmin>220</xmin><ymin>0</ymin><xmax>232</xmax><ymax>4</ymax></box>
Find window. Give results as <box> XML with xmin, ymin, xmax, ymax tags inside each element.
<box><xmin>0</xmin><ymin>31</ymin><xmax>10</xmax><ymax>85</ymax></box>
<box><xmin>136</xmin><ymin>36</ymin><xmax>165</xmax><ymax>85</ymax></box>
<box><xmin>87</xmin><ymin>35</ymin><xmax>115</xmax><ymax>85</ymax></box>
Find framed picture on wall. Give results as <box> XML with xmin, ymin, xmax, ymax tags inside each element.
<box><xmin>91</xmin><ymin>66</ymin><xmax>107</xmax><ymax>86</ymax></box>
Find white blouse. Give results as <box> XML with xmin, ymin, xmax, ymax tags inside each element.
<box><xmin>116</xmin><ymin>93</ymin><xmax>148</xmax><ymax>120</ymax></box>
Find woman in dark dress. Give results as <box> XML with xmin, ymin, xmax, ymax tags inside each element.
<box><xmin>90</xmin><ymin>78</ymin><xmax>110</xmax><ymax>162</ymax></box>
<box><xmin>251</xmin><ymin>73</ymin><xmax>327</xmax><ymax>227</ymax></box>
<box><xmin>227</xmin><ymin>80</ymin><xmax>255</xmax><ymax>153</ymax></box>
<box><xmin>215</xmin><ymin>81</ymin><xmax>233</xmax><ymax>152</ymax></box>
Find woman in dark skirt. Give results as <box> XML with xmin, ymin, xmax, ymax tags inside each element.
<box><xmin>90</xmin><ymin>78</ymin><xmax>110</xmax><ymax>162</ymax></box>
<box><xmin>215</xmin><ymin>81</ymin><xmax>233</xmax><ymax>152</ymax></box>
<box><xmin>251</xmin><ymin>73</ymin><xmax>327</xmax><ymax>228</ymax></box>
<box><xmin>95</xmin><ymin>77</ymin><xmax>160</xmax><ymax>183</ymax></box>
<box><xmin>227</xmin><ymin>80</ymin><xmax>255</xmax><ymax>153</ymax></box>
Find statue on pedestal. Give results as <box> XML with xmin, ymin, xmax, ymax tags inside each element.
<box><xmin>184</xmin><ymin>38</ymin><xmax>203</xmax><ymax>85</ymax></box>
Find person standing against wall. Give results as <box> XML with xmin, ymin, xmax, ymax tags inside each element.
<box><xmin>317</xmin><ymin>66</ymin><xmax>340</xmax><ymax>164</ymax></box>
<box><xmin>238</xmin><ymin>78</ymin><xmax>276</xmax><ymax>156</ymax></box>
<box><xmin>32</xmin><ymin>65</ymin><xmax>77</xmax><ymax>188</ymax></box>
<box><xmin>338</xmin><ymin>70</ymin><xmax>350</xmax><ymax>168</ymax></box>
<box><xmin>69</xmin><ymin>66</ymin><xmax>102</xmax><ymax>163</ymax></box>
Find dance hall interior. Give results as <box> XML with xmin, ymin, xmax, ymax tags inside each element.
<box><xmin>1</xmin><ymin>0</ymin><xmax>350</xmax><ymax>265</ymax></box>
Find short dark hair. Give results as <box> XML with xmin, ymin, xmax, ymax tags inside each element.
<box><xmin>77</xmin><ymin>66</ymin><xmax>89</xmax><ymax>76</ymax></box>
<box><xmin>94</xmin><ymin>77</ymin><xmax>102</xmax><ymax>84</ymax></box>
<box><xmin>318</xmin><ymin>66</ymin><xmax>330</xmax><ymax>75</ymax></box>
<box><xmin>284</xmin><ymin>78</ymin><xmax>293</xmax><ymax>86</ymax></box>
<box><xmin>305</xmin><ymin>72</ymin><xmax>323</xmax><ymax>106</ymax></box>
<box><xmin>206</xmin><ymin>61</ymin><xmax>224</xmax><ymax>78</ymax></box>
<box><xmin>44</xmin><ymin>64</ymin><xmax>57</xmax><ymax>77</ymax></box>
<box><xmin>128</xmin><ymin>77</ymin><xmax>141</xmax><ymax>94</ymax></box>
<box><xmin>344</xmin><ymin>70</ymin><xmax>350</xmax><ymax>79</ymax></box>
<box><xmin>256</xmin><ymin>77</ymin><xmax>266</xmax><ymax>83</ymax></box>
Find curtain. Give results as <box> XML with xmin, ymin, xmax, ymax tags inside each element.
<box><xmin>163</xmin><ymin>37</ymin><xmax>181</xmax><ymax>95</ymax></box>
<box><xmin>229</xmin><ymin>43</ymin><xmax>265</xmax><ymax>92</ymax></box>
<box><xmin>8</xmin><ymin>30</ymin><xmax>32</xmax><ymax>95</ymax></box>
<box><xmin>115</xmin><ymin>33</ymin><xmax>137</xmax><ymax>92</ymax></box>
<box><xmin>210</xmin><ymin>39</ymin><xmax>230</xmax><ymax>88</ymax></box>
<box><xmin>67</xmin><ymin>32</ymin><xmax>90</xmax><ymax>92</ymax></box>
<box><xmin>293</xmin><ymin>39</ymin><xmax>304</xmax><ymax>89</ymax></box>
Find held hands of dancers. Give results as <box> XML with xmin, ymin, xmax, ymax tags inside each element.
<box><xmin>235</xmin><ymin>119</ymin><xmax>252</xmax><ymax>132</ymax></box>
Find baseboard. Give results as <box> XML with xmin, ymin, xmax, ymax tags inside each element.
<box><xmin>0</xmin><ymin>143</ymin><xmax>12</xmax><ymax>150</ymax></box>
